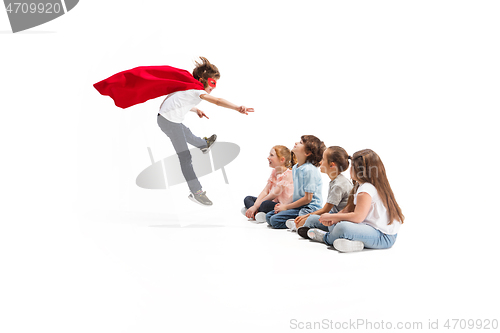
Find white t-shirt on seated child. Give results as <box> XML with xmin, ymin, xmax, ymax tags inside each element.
<box><xmin>354</xmin><ymin>182</ymin><xmax>401</xmax><ymax>235</ymax></box>
<box><xmin>159</xmin><ymin>89</ymin><xmax>206</xmax><ymax>123</ymax></box>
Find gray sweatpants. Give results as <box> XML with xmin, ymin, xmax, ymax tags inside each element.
<box><xmin>157</xmin><ymin>114</ymin><xmax>207</xmax><ymax>193</ymax></box>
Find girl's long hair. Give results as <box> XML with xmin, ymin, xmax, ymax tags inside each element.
<box><xmin>344</xmin><ymin>149</ymin><xmax>404</xmax><ymax>224</ymax></box>
<box><xmin>273</xmin><ymin>145</ymin><xmax>297</xmax><ymax>170</ymax></box>
<box><xmin>192</xmin><ymin>57</ymin><xmax>220</xmax><ymax>88</ymax></box>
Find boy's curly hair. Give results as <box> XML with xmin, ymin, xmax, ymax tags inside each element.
<box><xmin>192</xmin><ymin>57</ymin><xmax>220</xmax><ymax>89</ymax></box>
<box><xmin>301</xmin><ymin>135</ymin><xmax>326</xmax><ymax>167</ymax></box>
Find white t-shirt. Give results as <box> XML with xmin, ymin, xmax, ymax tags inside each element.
<box><xmin>354</xmin><ymin>182</ymin><xmax>401</xmax><ymax>235</ymax></box>
<box><xmin>158</xmin><ymin>89</ymin><xmax>206</xmax><ymax>123</ymax></box>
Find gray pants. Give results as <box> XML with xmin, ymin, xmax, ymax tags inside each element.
<box><xmin>157</xmin><ymin>114</ymin><xmax>207</xmax><ymax>193</ymax></box>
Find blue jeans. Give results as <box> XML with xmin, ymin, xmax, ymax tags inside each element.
<box><xmin>244</xmin><ymin>196</ymin><xmax>277</xmax><ymax>213</ymax></box>
<box><xmin>322</xmin><ymin>221</ymin><xmax>397</xmax><ymax>249</ymax></box>
<box><xmin>303</xmin><ymin>214</ymin><xmax>329</xmax><ymax>232</ymax></box>
<box><xmin>266</xmin><ymin>206</ymin><xmax>315</xmax><ymax>229</ymax></box>
<box><xmin>157</xmin><ymin>115</ymin><xmax>207</xmax><ymax>193</ymax></box>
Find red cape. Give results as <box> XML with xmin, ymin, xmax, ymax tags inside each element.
<box><xmin>93</xmin><ymin>66</ymin><xmax>204</xmax><ymax>109</ymax></box>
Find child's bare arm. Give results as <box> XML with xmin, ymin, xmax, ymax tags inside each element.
<box><xmin>200</xmin><ymin>94</ymin><xmax>254</xmax><ymax>115</ymax></box>
<box><xmin>312</xmin><ymin>203</ymin><xmax>334</xmax><ymax>216</ymax></box>
<box><xmin>253</xmin><ymin>184</ymin><xmax>274</xmax><ymax>209</ymax></box>
<box><xmin>277</xmin><ymin>192</ymin><xmax>313</xmax><ymax>212</ymax></box>
<box><xmin>319</xmin><ymin>193</ymin><xmax>372</xmax><ymax>225</ymax></box>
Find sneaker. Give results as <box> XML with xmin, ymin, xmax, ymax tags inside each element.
<box><xmin>333</xmin><ymin>239</ymin><xmax>364</xmax><ymax>253</ymax></box>
<box><xmin>188</xmin><ymin>191</ymin><xmax>213</xmax><ymax>206</ymax></box>
<box><xmin>297</xmin><ymin>226</ymin><xmax>310</xmax><ymax>239</ymax></box>
<box><xmin>241</xmin><ymin>207</ymin><xmax>247</xmax><ymax>216</ymax></box>
<box><xmin>255</xmin><ymin>212</ymin><xmax>267</xmax><ymax>223</ymax></box>
<box><xmin>201</xmin><ymin>134</ymin><xmax>217</xmax><ymax>154</ymax></box>
<box><xmin>285</xmin><ymin>219</ymin><xmax>297</xmax><ymax>231</ymax></box>
<box><xmin>307</xmin><ymin>228</ymin><xmax>327</xmax><ymax>243</ymax></box>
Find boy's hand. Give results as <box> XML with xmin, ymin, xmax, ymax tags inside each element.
<box><xmin>274</xmin><ymin>203</ymin><xmax>287</xmax><ymax>213</ymax></box>
<box><xmin>238</xmin><ymin>106</ymin><xmax>254</xmax><ymax>115</ymax></box>
<box><xmin>196</xmin><ymin>109</ymin><xmax>209</xmax><ymax>119</ymax></box>
<box><xmin>294</xmin><ymin>214</ymin><xmax>309</xmax><ymax>228</ymax></box>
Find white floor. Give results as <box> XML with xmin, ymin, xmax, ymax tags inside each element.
<box><xmin>64</xmin><ymin>178</ymin><xmax>496</xmax><ymax>333</ymax></box>
<box><xmin>2</xmin><ymin>180</ymin><xmax>498</xmax><ymax>333</ymax></box>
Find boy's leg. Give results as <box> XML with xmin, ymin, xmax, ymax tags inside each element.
<box><xmin>181</xmin><ymin>123</ymin><xmax>209</xmax><ymax>149</ymax></box>
<box><xmin>303</xmin><ymin>214</ymin><xmax>328</xmax><ymax>231</ymax></box>
<box><xmin>268</xmin><ymin>208</ymin><xmax>302</xmax><ymax>229</ymax></box>
<box><xmin>325</xmin><ymin>221</ymin><xmax>397</xmax><ymax>249</ymax></box>
<box><xmin>265</xmin><ymin>210</ymin><xmax>276</xmax><ymax>226</ymax></box>
<box><xmin>298</xmin><ymin>214</ymin><xmax>328</xmax><ymax>239</ymax></box>
<box><xmin>157</xmin><ymin>116</ymin><xmax>202</xmax><ymax>193</ymax></box>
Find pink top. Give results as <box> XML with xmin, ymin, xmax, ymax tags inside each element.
<box><xmin>267</xmin><ymin>168</ymin><xmax>294</xmax><ymax>204</ymax></box>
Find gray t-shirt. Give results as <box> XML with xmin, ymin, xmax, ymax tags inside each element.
<box><xmin>326</xmin><ymin>174</ymin><xmax>353</xmax><ymax>213</ymax></box>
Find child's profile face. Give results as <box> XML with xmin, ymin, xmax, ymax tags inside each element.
<box><xmin>319</xmin><ymin>149</ymin><xmax>332</xmax><ymax>174</ymax></box>
<box><xmin>204</xmin><ymin>78</ymin><xmax>218</xmax><ymax>94</ymax></box>
<box><xmin>267</xmin><ymin>149</ymin><xmax>282</xmax><ymax>168</ymax></box>
<box><xmin>292</xmin><ymin>140</ymin><xmax>307</xmax><ymax>158</ymax></box>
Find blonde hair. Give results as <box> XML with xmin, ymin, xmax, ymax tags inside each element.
<box><xmin>273</xmin><ymin>145</ymin><xmax>297</xmax><ymax>170</ymax></box>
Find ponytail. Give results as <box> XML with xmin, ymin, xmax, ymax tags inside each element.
<box><xmin>273</xmin><ymin>145</ymin><xmax>296</xmax><ymax>170</ymax></box>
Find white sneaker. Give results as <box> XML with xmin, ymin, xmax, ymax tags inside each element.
<box><xmin>241</xmin><ymin>207</ymin><xmax>247</xmax><ymax>216</ymax></box>
<box><xmin>307</xmin><ymin>228</ymin><xmax>327</xmax><ymax>243</ymax></box>
<box><xmin>333</xmin><ymin>239</ymin><xmax>364</xmax><ymax>253</ymax></box>
<box><xmin>285</xmin><ymin>219</ymin><xmax>297</xmax><ymax>231</ymax></box>
<box><xmin>255</xmin><ymin>212</ymin><xmax>267</xmax><ymax>223</ymax></box>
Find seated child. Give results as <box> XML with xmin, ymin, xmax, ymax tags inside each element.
<box><xmin>295</xmin><ymin>146</ymin><xmax>353</xmax><ymax>238</ymax></box>
<box><xmin>242</xmin><ymin>145</ymin><xmax>294</xmax><ymax>223</ymax></box>
<box><xmin>308</xmin><ymin>149</ymin><xmax>404</xmax><ymax>253</ymax></box>
<box><xmin>266</xmin><ymin>135</ymin><xmax>325</xmax><ymax>229</ymax></box>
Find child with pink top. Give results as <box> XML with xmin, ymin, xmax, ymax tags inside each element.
<box><xmin>242</xmin><ymin>145</ymin><xmax>295</xmax><ymax>223</ymax></box>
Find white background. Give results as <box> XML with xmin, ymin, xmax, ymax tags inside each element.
<box><xmin>1</xmin><ymin>1</ymin><xmax>499</xmax><ymax>332</ymax></box>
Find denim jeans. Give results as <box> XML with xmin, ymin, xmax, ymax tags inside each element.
<box><xmin>303</xmin><ymin>214</ymin><xmax>329</xmax><ymax>232</ymax></box>
<box><xmin>322</xmin><ymin>221</ymin><xmax>397</xmax><ymax>249</ymax></box>
<box><xmin>266</xmin><ymin>206</ymin><xmax>315</xmax><ymax>229</ymax></box>
<box><xmin>244</xmin><ymin>196</ymin><xmax>277</xmax><ymax>213</ymax></box>
<box><xmin>157</xmin><ymin>115</ymin><xmax>207</xmax><ymax>193</ymax></box>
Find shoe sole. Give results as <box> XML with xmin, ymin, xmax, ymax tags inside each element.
<box><xmin>188</xmin><ymin>194</ymin><xmax>213</xmax><ymax>206</ymax></box>
<box><xmin>333</xmin><ymin>239</ymin><xmax>364</xmax><ymax>253</ymax></box>
<box><xmin>307</xmin><ymin>229</ymin><xmax>326</xmax><ymax>242</ymax></box>
<box><xmin>297</xmin><ymin>227</ymin><xmax>310</xmax><ymax>239</ymax></box>
<box><xmin>202</xmin><ymin>136</ymin><xmax>217</xmax><ymax>154</ymax></box>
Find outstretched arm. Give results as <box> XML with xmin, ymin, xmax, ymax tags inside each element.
<box><xmin>200</xmin><ymin>94</ymin><xmax>254</xmax><ymax>115</ymax></box>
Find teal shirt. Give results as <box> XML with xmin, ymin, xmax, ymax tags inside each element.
<box><xmin>292</xmin><ymin>162</ymin><xmax>323</xmax><ymax>210</ymax></box>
